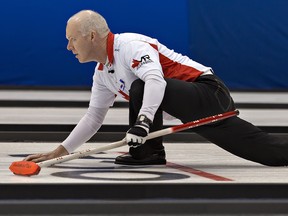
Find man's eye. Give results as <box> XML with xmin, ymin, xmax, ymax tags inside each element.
<box><xmin>68</xmin><ymin>38</ymin><xmax>76</xmax><ymax>42</ymax></box>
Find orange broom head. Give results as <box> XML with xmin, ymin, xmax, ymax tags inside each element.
<box><xmin>9</xmin><ymin>161</ymin><xmax>41</xmax><ymax>176</ymax></box>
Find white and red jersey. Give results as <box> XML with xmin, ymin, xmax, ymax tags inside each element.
<box><xmin>89</xmin><ymin>32</ymin><xmax>212</xmax><ymax>109</ymax></box>
<box><xmin>62</xmin><ymin>32</ymin><xmax>212</xmax><ymax>153</ymax></box>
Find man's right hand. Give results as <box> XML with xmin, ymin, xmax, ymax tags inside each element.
<box><xmin>126</xmin><ymin>114</ymin><xmax>152</xmax><ymax>148</ymax></box>
<box><xmin>24</xmin><ymin>145</ymin><xmax>69</xmax><ymax>163</ymax></box>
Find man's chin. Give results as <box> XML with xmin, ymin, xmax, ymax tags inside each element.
<box><xmin>76</xmin><ymin>56</ymin><xmax>92</xmax><ymax>63</ymax></box>
<box><xmin>78</xmin><ymin>59</ymin><xmax>93</xmax><ymax>64</ymax></box>
<box><xmin>75</xmin><ymin>55</ymin><xmax>83</xmax><ymax>63</ymax></box>
<box><xmin>77</xmin><ymin>58</ymin><xmax>86</xmax><ymax>63</ymax></box>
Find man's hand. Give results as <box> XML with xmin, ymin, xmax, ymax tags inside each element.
<box><xmin>24</xmin><ymin>145</ymin><xmax>69</xmax><ymax>163</ymax></box>
<box><xmin>126</xmin><ymin>114</ymin><xmax>152</xmax><ymax>148</ymax></box>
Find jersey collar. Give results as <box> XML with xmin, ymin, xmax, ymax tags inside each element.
<box><xmin>106</xmin><ymin>32</ymin><xmax>114</xmax><ymax>64</ymax></box>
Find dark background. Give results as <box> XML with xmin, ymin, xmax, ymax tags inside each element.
<box><xmin>1</xmin><ymin>0</ymin><xmax>287</xmax><ymax>90</ymax></box>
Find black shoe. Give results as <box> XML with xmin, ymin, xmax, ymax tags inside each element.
<box><xmin>115</xmin><ymin>149</ymin><xmax>166</xmax><ymax>165</ymax></box>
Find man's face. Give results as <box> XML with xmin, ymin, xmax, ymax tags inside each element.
<box><xmin>66</xmin><ymin>21</ymin><xmax>93</xmax><ymax>63</ymax></box>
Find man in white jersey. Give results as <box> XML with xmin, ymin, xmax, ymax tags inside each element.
<box><xmin>25</xmin><ymin>10</ymin><xmax>288</xmax><ymax>166</ymax></box>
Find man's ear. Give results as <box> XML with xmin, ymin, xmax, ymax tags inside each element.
<box><xmin>90</xmin><ymin>31</ymin><xmax>97</xmax><ymax>41</ymax></box>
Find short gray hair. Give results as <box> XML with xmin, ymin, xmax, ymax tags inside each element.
<box><xmin>68</xmin><ymin>10</ymin><xmax>110</xmax><ymax>37</ymax></box>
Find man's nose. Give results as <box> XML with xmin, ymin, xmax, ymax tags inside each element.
<box><xmin>67</xmin><ymin>41</ymin><xmax>73</xmax><ymax>51</ymax></box>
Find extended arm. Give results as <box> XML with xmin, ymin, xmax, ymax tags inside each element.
<box><xmin>24</xmin><ymin>106</ymin><xmax>109</xmax><ymax>162</ymax></box>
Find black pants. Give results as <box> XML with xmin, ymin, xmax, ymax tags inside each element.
<box><xmin>129</xmin><ymin>75</ymin><xmax>288</xmax><ymax>166</ymax></box>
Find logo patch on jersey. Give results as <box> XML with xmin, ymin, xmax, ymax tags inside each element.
<box><xmin>131</xmin><ymin>55</ymin><xmax>153</xmax><ymax>69</ymax></box>
<box><xmin>119</xmin><ymin>79</ymin><xmax>125</xmax><ymax>91</ymax></box>
<box><xmin>118</xmin><ymin>79</ymin><xmax>129</xmax><ymax>100</ymax></box>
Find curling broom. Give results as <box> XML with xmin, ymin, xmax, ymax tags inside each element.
<box><xmin>9</xmin><ymin>110</ymin><xmax>239</xmax><ymax>176</ymax></box>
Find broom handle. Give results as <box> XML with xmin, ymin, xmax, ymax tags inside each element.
<box><xmin>38</xmin><ymin>110</ymin><xmax>239</xmax><ymax>168</ymax></box>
